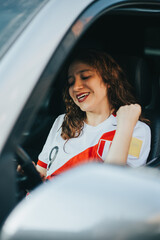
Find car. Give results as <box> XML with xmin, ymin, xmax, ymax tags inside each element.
<box><xmin>0</xmin><ymin>0</ymin><xmax>160</xmax><ymax>239</ymax></box>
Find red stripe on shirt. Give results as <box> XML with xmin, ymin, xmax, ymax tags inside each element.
<box><xmin>47</xmin><ymin>130</ymin><xmax>116</xmax><ymax>180</ymax></box>
<box><xmin>37</xmin><ymin>160</ymin><xmax>47</xmax><ymax>169</ymax></box>
<box><xmin>47</xmin><ymin>144</ymin><xmax>102</xmax><ymax>180</ymax></box>
<box><xmin>98</xmin><ymin>140</ymin><xmax>106</xmax><ymax>157</ymax></box>
<box><xmin>100</xmin><ymin>130</ymin><xmax>116</xmax><ymax>141</ymax></box>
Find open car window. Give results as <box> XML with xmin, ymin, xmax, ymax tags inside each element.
<box><xmin>18</xmin><ymin>4</ymin><xmax>160</xmax><ymax>166</ymax></box>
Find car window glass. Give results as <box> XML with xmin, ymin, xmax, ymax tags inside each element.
<box><xmin>0</xmin><ymin>0</ymin><xmax>48</xmax><ymax>60</ymax></box>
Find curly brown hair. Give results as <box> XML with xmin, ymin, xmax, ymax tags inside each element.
<box><xmin>61</xmin><ymin>49</ymin><xmax>147</xmax><ymax>140</ymax></box>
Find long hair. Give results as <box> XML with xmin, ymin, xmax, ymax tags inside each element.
<box><xmin>61</xmin><ymin>49</ymin><xmax>147</xmax><ymax>140</ymax></box>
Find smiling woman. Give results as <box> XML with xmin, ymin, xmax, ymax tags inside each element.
<box><xmin>36</xmin><ymin>49</ymin><xmax>151</xmax><ymax>179</ymax></box>
<box><xmin>68</xmin><ymin>61</ymin><xmax>109</xmax><ymax>117</ymax></box>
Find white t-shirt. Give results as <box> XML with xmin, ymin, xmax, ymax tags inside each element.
<box><xmin>38</xmin><ymin>114</ymin><xmax>151</xmax><ymax>179</ymax></box>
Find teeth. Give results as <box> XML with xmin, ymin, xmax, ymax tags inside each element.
<box><xmin>77</xmin><ymin>93</ymin><xmax>89</xmax><ymax>99</ymax></box>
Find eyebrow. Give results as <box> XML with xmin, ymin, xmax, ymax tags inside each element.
<box><xmin>77</xmin><ymin>69</ymin><xmax>92</xmax><ymax>74</ymax></box>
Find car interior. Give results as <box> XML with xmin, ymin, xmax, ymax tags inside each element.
<box><xmin>21</xmin><ymin>11</ymin><xmax>160</xmax><ymax>167</ymax></box>
<box><xmin>1</xmin><ymin>2</ymin><xmax>160</xmax><ymax>228</ymax></box>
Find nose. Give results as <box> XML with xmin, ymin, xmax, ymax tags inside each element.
<box><xmin>72</xmin><ymin>77</ymin><xmax>83</xmax><ymax>91</ymax></box>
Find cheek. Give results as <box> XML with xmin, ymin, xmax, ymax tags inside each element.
<box><xmin>99</xmin><ymin>83</ymin><xmax>108</xmax><ymax>94</ymax></box>
<box><xmin>99</xmin><ymin>86</ymin><xmax>109</xmax><ymax>100</ymax></box>
<box><xmin>69</xmin><ymin>88</ymin><xmax>73</xmax><ymax>99</ymax></box>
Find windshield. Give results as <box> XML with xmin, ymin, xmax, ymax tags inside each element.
<box><xmin>0</xmin><ymin>0</ymin><xmax>48</xmax><ymax>60</ymax></box>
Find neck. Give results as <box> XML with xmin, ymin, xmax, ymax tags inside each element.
<box><xmin>85</xmin><ymin>109</ymin><xmax>112</xmax><ymax>126</ymax></box>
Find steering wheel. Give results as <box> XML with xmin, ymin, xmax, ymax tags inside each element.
<box><xmin>16</xmin><ymin>146</ymin><xmax>42</xmax><ymax>193</ymax></box>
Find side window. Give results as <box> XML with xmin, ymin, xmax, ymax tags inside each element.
<box><xmin>23</xmin><ymin>96</ymin><xmax>63</xmax><ymax>163</ymax></box>
<box><xmin>11</xmin><ymin>6</ymin><xmax>159</xmax><ymax>165</ymax></box>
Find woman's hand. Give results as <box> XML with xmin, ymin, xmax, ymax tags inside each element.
<box><xmin>17</xmin><ymin>162</ymin><xmax>46</xmax><ymax>182</ymax></box>
<box><xmin>116</xmin><ymin>104</ymin><xmax>141</xmax><ymax>130</ymax></box>
<box><xmin>36</xmin><ymin>165</ymin><xmax>47</xmax><ymax>181</ymax></box>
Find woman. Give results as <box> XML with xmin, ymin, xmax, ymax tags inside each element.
<box><xmin>37</xmin><ymin>49</ymin><xmax>151</xmax><ymax>179</ymax></box>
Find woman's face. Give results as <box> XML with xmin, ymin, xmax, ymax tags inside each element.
<box><xmin>68</xmin><ymin>61</ymin><xmax>110</xmax><ymax>114</ymax></box>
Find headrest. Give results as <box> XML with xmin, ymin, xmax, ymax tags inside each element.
<box><xmin>113</xmin><ymin>55</ymin><xmax>152</xmax><ymax>108</ymax></box>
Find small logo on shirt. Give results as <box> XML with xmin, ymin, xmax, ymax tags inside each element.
<box><xmin>47</xmin><ymin>146</ymin><xmax>59</xmax><ymax>170</ymax></box>
<box><xmin>97</xmin><ymin>139</ymin><xmax>112</xmax><ymax>159</ymax></box>
<box><xmin>97</xmin><ymin>130</ymin><xmax>116</xmax><ymax>160</ymax></box>
<box><xmin>128</xmin><ymin>137</ymin><xmax>143</xmax><ymax>158</ymax></box>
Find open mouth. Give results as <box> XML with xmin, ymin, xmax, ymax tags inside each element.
<box><xmin>76</xmin><ymin>92</ymin><xmax>90</xmax><ymax>102</ymax></box>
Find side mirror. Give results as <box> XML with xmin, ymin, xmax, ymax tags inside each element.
<box><xmin>1</xmin><ymin>163</ymin><xmax>160</xmax><ymax>239</ymax></box>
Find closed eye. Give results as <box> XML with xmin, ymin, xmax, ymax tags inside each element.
<box><xmin>81</xmin><ymin>75</ymin><xmax>91</xmax><ymax>80</ymax></box>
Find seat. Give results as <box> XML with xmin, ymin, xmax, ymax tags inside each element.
<box><xmin>113</xmin><ymin>55</ymin><xmax>152</xmax><ymax>108</ymax></box>
<box><xmin>114</xmin><ymin>54</ymin><xmax>160</xmax><ymax>166</ymax></box>
<box><xmin>146</xmin><ymin>74</ymin><xmax>160</xmax><ymax>166</ymax></box>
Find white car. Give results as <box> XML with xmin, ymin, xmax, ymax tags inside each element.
<box><xmin>0</xmin><ymin>0</ymin><xmax>160</xmax><ymax>239</ymax></box>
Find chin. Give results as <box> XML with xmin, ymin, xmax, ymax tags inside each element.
<box><xmin>79</xmin><ymin>105</ymin><xmax>93</xmax><ymax>112</ymax></box>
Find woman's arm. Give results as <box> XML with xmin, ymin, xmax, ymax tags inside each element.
<box><xmin>105</xmin><ymin>104</ymin><xmax>141</xmax><ymax>165</ymax></box>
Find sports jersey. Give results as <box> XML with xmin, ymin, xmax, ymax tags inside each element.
<box><xmin>38</xmin><ymin>114</ymin><xmax>151</xmax><ymax>179</ymax></box>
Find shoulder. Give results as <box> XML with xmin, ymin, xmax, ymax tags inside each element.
<box><xmin>135</xmin><ymin>120</ymin><xmax>151</xmax><ymax>138</ymax></box>
<box><xmin>55</xmin><ymin>114</ymin><xmax>65</xmax><ymax>123</ymax></box>
<box><xmin>112</xmin><ymin>114</ymin><xmax>151</xmax><ymax>138</ymax></box>
<box><xmin>49</xmin><ymin>114</ymin><xmax>65</xmax><ymax>134</ymax></box>
<box><xmin>53</xmin><ymin>114</ymin><xmax>65</xmax><ymax>126</ymax></box>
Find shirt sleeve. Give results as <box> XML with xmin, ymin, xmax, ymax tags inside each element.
<box><xmin>127</xmin><ymin>121</ymin><xmax>151</xmax><ymax>168</ymax></box>
<box><xmin>37</xmin><ymin>114</ymin><xmax>64</xmax><ymax>168</ymax></box>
